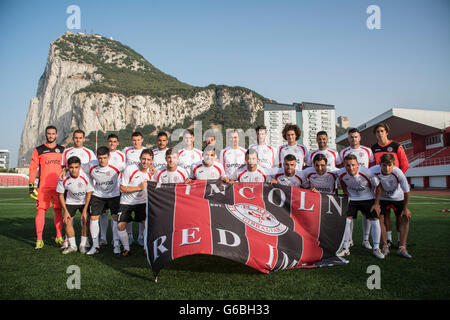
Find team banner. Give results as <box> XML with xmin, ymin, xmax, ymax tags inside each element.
<box><xmin>145</xmin><ymin>180</ymin><xmax>348</xmax><ymax>278</ymax></box>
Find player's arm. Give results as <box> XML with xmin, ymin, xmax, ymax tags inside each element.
<box><xmin>401</xmin><ymin>192</ymin><xmax>411</xmax><ymax>220</ymax></box>
<box><xmin>28</xmin><ymin>149</ymin><xmax>40</xmax><ymax>199</ymax></box>
<box><xmin>120</xmin><ymin>181</ymin><xmax>147</xmax><ymax>193</ymax></box>
<box><xmin>81</xmin><ymin>191</ymin><xmax>92</xmax><ymax>223</ymax></box>
<box><xmin>397</xmin><ymin>146</ymin><xmax>410</xmax><ymax>174</ymax></box>
<box><xmin>370</xmin><ymin>184</ymin><xmax>382</xmax><ymax>216</ymax></box>
<box><xmin>58</xmin><ymin>192</ymin><xmax>71</xmax><ymax>224</ymax></box>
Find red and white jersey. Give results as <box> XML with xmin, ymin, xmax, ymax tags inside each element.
<box><xmin>220</xmin><ymin>146</ymin><xmax>247</xmax><ymax>178</ymax></box>
<box><xmin>278</xmin><ymin>144</ymin><xmax>308</xmax><ymax>170</ymax></box>
<box><xmin>190</xmin><ymin>161</ymin><xmax>225</xmax><ymax>180</ymax></box>
<box><xmin>83</xmin><ymin>160</ymin><xmax>124</xmax><ymax>198</ymax></box>
<box><xmin>271</xmin><ymin>168</ymin><xmax>304</xmax><ymax>187</ymax></box>
<box><xmin>302</xmin><ymin>167</ymin><xmax>338</xmax><ymax>195</ymax></box>
<box><xmin>152</xmin><ymin>148</ymin><xmax>168</xmax><ymax>171</ymax></box>
<box><xmin>120</xmin><ymin>164</ymin><xmax>154</xmax><ymax>205</ymax></box>
<box><xmin>56</xmin><ymin>171</ymin><xmax>94</xmax><ymax>205</ymax></box>
<box><xmin>62</xmin><ymin>146</ymin><xmax>96</xmax><ymax>167</ymax></box>
<box><xmin>307</xmin><ymin>148</ymin><xmax>342</xmax><ymax>170</ymax></box>
<box><xmin>233</xmin><ymin>165</ymin><xmax>268</xmax><ymax>183</ymax></box>
<box><xmin>122</xmin><ymin>146</ymin><xmax>144</xmax><ymax>166</ymax></box>
<box><xmin>370</xmin><ymin>165</ymin><xmax>410</xmax><ymax>201</ymax></box>
<box><xmin>109</xmin><ymin>150</ymin><xmax>126</xmax><ymax>169</ymax></box>
<box><xmin>249</xmin><ymin>144</ymin><xmax>277</xmax><ymax>168</ymax></box>
<box><xmin>340</xmin><ymin>146</ymin><xmax>374</xmax><ymax>168</ymax></box>
<box><xmin>337</xmin><ymin>166</ymin><xmax>379</xmax><ymax>201</ymax></box>
<box><xmin>178</xmin><ymin>147</ymin><xmax>203</xmax><ymax>176</ymax></box>
<box><xmin>156</xmin><ymin>166</ymin><xmax>188</xmax><ymax>183</ymax></box>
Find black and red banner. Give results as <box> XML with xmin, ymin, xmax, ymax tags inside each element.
<box><xmin>145</xmin><ymin>180</ymin><xmax>348</xmax><ymax>277</ymax></box>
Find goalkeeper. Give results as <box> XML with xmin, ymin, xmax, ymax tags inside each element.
<box><xmin>28</xmin><ymin>125</ymin><xmax>65</xmax><ymax>249</ymax></box>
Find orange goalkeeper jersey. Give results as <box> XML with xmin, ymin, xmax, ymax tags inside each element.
<box><xmin>29</xmin><ymin>144</ymin><xmax>65</xmax><ymax>190</ymax></box>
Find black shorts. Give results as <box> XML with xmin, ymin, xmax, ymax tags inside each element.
<box><xmin>380</xmin><ymin>200</ymin><xmax>405</xmax><ymax>216</ymax></box>
<box><xmin>117</xmin><ymin>203</ymin><xmax>147</xmax><ymax>223</ymax></box>
<box><xmin>90</xmin><ymin>195</ymin><xmax>120</xmax><ymax>216</ymax></box>
<box><xmin>66</xmin><ymin>204</ymin><xmax>87</xmax><ymax>217</ymax></box>
<box><xmin>347</xmin><ymin>199</ymin><xmax>378</xmax><ymax>219</ymax></box>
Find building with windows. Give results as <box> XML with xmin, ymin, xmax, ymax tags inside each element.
<box><xmin>336</xmin><ymin>108</ymin><xmax>450</xmax><ymax>189</ymax></box>
<box><xmin>264</xmin><ymin>102</ymin><xmax>336</xmax><ymax>151</ymax></box>
<box><xmin>0</xmin><ymin>150</ymin><xmax>10</xmax><ymax>169</ymax></box>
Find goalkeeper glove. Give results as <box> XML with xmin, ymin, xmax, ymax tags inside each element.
<box><xmin>29</xmin><ymin>183</ymin><xmax>38</xmax><ymax>200</ymax></box>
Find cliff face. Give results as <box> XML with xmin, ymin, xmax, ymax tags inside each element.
<box><xmin>18</xmin><ymin>32</ymin><xmax>267</xmax><ymax>164</ymax></box>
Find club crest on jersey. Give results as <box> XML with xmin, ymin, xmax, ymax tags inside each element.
<box><xmin>387</xmin><ymin>147</ymin><xmax>393</xmax><ymax>152</ymax></box>
<box><xmin>225</xmin><ymin>203</ymin><xmax>288</xmax><ymax>236</ymax></box>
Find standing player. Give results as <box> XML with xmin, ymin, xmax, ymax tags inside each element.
<box><xmin>29</xmin><ymin>125</ymin><xmax>65</xmax><ymax>249</ymax></box>
<box><xmin>340</xmin><ymin>128</ymin><xmax>376</xmax><ymax>249</ymax></box>
<box><xmin>189</xmin><ymin>147</ymin><xmax>229</xmax><ymax>182</ymax></box>
<box><xmin>277</xmin><ymin>124</ymin><xmax>308</xmax><ymax>170</ymax></box>
<box><xmin>302</xmin><ymin>154</ymin><xmax>338</xmax><ymax>194</ymax></box>
<box><xmin>156</xmin><ymin>148</ymin><xmax>189</xmax><ymax>183</ymax></box>
<box><xmin>337</xmin><ymin>154</ymin><xmax>384</xmax><ymax>259</ymax></box>
<box><xmin>269</xmin><ymin>154</ymin><xmax>304</xmax><ymax>187</ymax></box>
<box><xmin>249</xmin><ymin>125</ymin><xmax>277</xmax><ymax>169</ymax></box>
<box><xmin>307</xmin><ymin>131</ymin><xmax>342</xmax><ymax>170</ymax></box>
<box><xmin>232</xmin><ymin>149</ymin><xmax>268</xmax><ymax>183</ymax></box>
<box><xmin>152</xmin><ymin>132</ymin><xmax>169</xmax><ymax>171</ymax></box>
<box><xmin>98</xmin><ymin>134</ymin><xmax>126</xmax><ymax>247</ymax></box>
<box><xmin>61</xmin><ymin>129</ymin><xmax>96</xmax><ymax>249</ymax></box>
<box><xmin>56</xmin><ymin>156</ymin><xmax>94</xmax><ymax>254</ymax></box>
<box><xmin>371</xmin><ymin>122</ymin><xmax>410</xmax><ymax>247</ymax></box>
<box><xmin>117</xmin><ymin>149</ymin><xmax>155</xmax><ymax>256</ymax></box>
<box><xmin>83</xmin><ymin>146</ymin><xmax>125</xmax><ymax>255</ymax></box>
<box><xmin>370</xmin><ymin>154</ymin><xmax>412</xmax><ymax>258</ymax></box>
<box><xmin>220</xmin><ymin>130</ymin><xmax>246</xmax><ymax>178</ymax></box>
<box><xmin>178</xmin><ymin>129</ymin><xmax>202</xmax><ymax>177</ymax></box>
<box><xmin>62</xmin><ymin>129</ymin><xmax>97</xmax><ymax>167</ymax></box>
<box><xmin>123</xmin><ymin>131</ymin><xmax>145</xmax><ymax>166</ymax></box>
<box><xmin>122</xmin><ymin>131</ymin><xmax>146</xmax><ymax>244</ymax></box>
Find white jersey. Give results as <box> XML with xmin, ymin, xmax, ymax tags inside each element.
<box><xmin>178</xmin><ymin>147</ymin><xmax>203</xmax><ymax>176</ymax></box>
<box><xmin>156</xmin><ymin>166</ymin><xmax>188</xmax><ymax>183</ymax></box>
<box><xmin>56</xmin><ymin>171</ymin><xmax>94</xmax><ymax>205</ymax></box>
<box><xmin>307</xmin><ymin>148</ymin><xmax>342</xmax><ymax>170</ymax></box>
<box><xmin>337</xmin><ymin>166</ymin><xmax>379</xmax><ymax>201</ymax></box>
<box><xmin>83</xmin><ymin>160</ymin><xmax>125</xmax><ymax>198</ymax></box>
<box><xmin>152</xmin><ymin>148</ymin><xmax>168</xmax><ymax>171</ymax></box>
<box><xmin>109</xmin><ymin>150</ymin><xmax>126</xmax><ymax>168</ymax></box>
<box><xmin>271</xmin><ymin>168</ymin><xmax>304</xmax><ymax>187</ymax></box>
<box><xmin>190</xmin><ymin>161</ymin><xmax>225</xmax><ymax>180</ymax></box>
<box><xmin>370</xmin><ymin>165</ymin><xmax>410</xmax><ymax>201</ymax></box>
<box><xmin>302</xmin><ymin>167</ymin><xmax>338</xmax><ymax>195</ymax></box>
<box><xmin>220</xmin><ymin>146</ymin><xmax>246</xmax><ymax>178</ymax></box>
<box><xmin>120</xmin><ymin>164</ymin><xmax>154</xmax><ymax>205</ymax></box>
<box><xmin>340</xmin><ymin>146</ymin><xmax>374</xmax><ymax>168</ymax></box>
<box><xmin>249</xmin><ymin>144</ymin><xmax>277</xmax><ymax>168</ymax></box>
<box><xmin>122</xmin><ymin>146</ymin><xmax>144</xmax><ymax>166</ymax></box>
<box><xmin>233</xmin><ymin>165</ymin><xmax>268</xmax><ymax>183</ymax></box>
<box><xmin>62</xmin><ymin>146</ymin><xmax>96</xmax><ymax>167</ymax></box>
<box><xmin>278</xmin><ymin>144</ymin><xmax>308</xmax><ymax>170</ymax></box>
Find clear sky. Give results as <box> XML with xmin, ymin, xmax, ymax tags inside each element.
<box><xmin>0</xmin><ymin>0</ymin><xmax>449</xmax><ymax>166</ymax></box>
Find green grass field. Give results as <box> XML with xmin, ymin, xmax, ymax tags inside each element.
<box><xmin>1</xmin><ymin>188</ymin><xmax>449</xmax><ymax>300</ymax></box>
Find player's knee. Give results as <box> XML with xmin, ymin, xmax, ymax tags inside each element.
<box><xmin>117</xmin><ymin>222</ymin><xmax>127</xmax><ymax>231</ymax></box>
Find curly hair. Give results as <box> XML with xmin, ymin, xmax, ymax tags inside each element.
<box><xmin>282</xmin><ymin>123</ymin><xmax>301</xmax><ymax>141</ymax></box>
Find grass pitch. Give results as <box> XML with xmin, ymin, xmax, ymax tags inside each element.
<box><xmin>0</xmin><ymin>188</ymin><xmax>449</xmax><ymax>300</ymax></box>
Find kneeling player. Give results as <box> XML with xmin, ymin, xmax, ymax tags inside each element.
<box><xmin>56</xmin><ymin>156</ymin><xmax>94</xmax><ymax>254</ymax></box>
<box><xmin>270</xmin><ymin>154</ymin><xmax>304</xmax><ymax>187</ymax></box>
<box><xmin>337</xmin><ymin>154</ymin><xmax>384</xmax><ymax>259</ymax></box>
<box><xmin>302</xmin><ymin>154</ymin><xmax>337</xmax><ymax>194</ymax></box>
<box><xmin>370</xmin><ymin>154</ymin><xmax>412</xmax><ymax>258</ymax></box>
<box><xmin>118</xmin><ymin>149</ymin><xmax>155</xmax><ymax>256</ymax></box>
